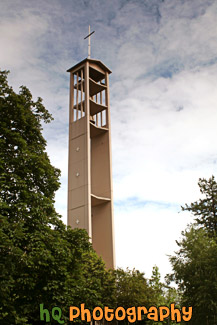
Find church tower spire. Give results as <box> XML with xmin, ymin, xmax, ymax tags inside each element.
<box><xmin>67</xmin><ymin>58</ymin><xmax>115</xmax><ymax>269</ymax></box>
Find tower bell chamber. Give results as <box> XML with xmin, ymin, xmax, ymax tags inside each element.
<box><xmin>67</xmin><ymin>58</ymin><xmax>115</xmax><ymax>269</ymax></box>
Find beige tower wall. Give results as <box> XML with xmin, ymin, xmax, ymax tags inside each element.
<box><xmin>91</xmin><ymin>132</ymin><xmax>111</xmax><ymax>198</ymax></box>
<box><xmin>68</xmin><ymin>116</ymin><xmax>91</xmax><ymax>234</ymax></box>
<box><xmin>92</xmin><ymin>203</ymin><xmax>114</xmax><ymax>269</ymax></box>
<box><xmin>91</xmin><ymin>126</ymin><xmax>114</xmax><ymax>269</ymax></box>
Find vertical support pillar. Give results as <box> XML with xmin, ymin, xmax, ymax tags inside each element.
<box><xmin>67</xmin><ymin>72</ymin><xmax>74</xmax><ymax>220</ymax></box>
<box><xmin>84</xmin><ymin>61</ymin><xmax>92</xmax><ymax>237</ymax></box>
<box><xmin>105</xmin><ymin>71</ymin><xmax>115</xmax><ymax>267</ymax></box>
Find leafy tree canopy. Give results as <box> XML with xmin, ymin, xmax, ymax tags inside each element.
<box><xmin>0</xmin><ymin>70</ymin><xmax>60</xmax><ymax>227</ymax></box>
<box><xmin>170</xmin><ymin>227</ymin><xmax>217</xmax><ymax>325</ymax></box>
<box><xmin>113</xmin><ymin>268</ymin><xmax>154</xmax><ymax>310</ymax></box>
<box><xmin>182</xmin><ymin>176</ymin><xmax>217</xmax><ymax>237</ymax></box>
<box><xmin>170</xmin><ymin>177</ymin><xmax>217</xmax><ymax>325</ymax></box>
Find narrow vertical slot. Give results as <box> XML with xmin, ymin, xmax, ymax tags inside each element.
<box><xmin>76</xmin><ymin>72</ymin><xmax>79</xmax><ymax>120</ymax></box>
<box><xmin>70</xmin><ymin>73</ymin><xmax>75</xmax><ymax>123</ymax></box>
<box><xmin>98</xmin><ymin>112</ymin><xmax>101</xmax><ymax>127</ymax></box>
<box><xmin>73</xmin><ymin>73</ymin><xmax>76</xmax><ymax>116</ymax></box>
<box><xmin>102</xmin><ymin>90</ymin><xmax>106</xmax><ymax>106</ymax></box>
<box><xmin>73</xmin><ymin>72</ymin><xmax>77</xmax><ymax>121</ymax></box>
<box><xmin>81</xmin><ymin>69</ymin><xmax>83</xmax><ymax>117</ymax></box>
<box><xmin>102</xmin><ymin>110</ymin><xmax>106</xmax><ymax>126</ymax></box>
<box><xmin>100</xmin><ymin>91</ymin><xmax>103</xmax><ymax>127</ymax></box>
<box><xmin>73</xmin><ymin>108</ymin><xmax>76</xmax><ymax>121</ymax></box>
<box><xmin>95</xmin><ymin>94</ymin><xmax>98</xmax><ymax>126</ymax></box>
<box><xmin>104</xmin><ymin>108</ymin><xmax>107</xmax><ymax>126</ymax></box>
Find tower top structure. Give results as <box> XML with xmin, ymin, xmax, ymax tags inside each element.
<box><xmin>67</xmin><ymin>58</ymin><xmax>111</xmax><ymax>75</ymax></box>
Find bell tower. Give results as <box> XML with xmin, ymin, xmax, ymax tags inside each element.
<box><xmin>67</xmin><ymin>58</ymin><xmax>115</xmax><ymax>269</ymax></box>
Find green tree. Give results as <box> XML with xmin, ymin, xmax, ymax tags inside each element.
<box><xmin>0</xmin><ymin>71</ymin><xmax>60</xmax><ymax>227</ymax></box>
<box><xmin>169</xmin><ymin>177</ymin><xmax>217</xmax><ymax>325</ymax></box>
<box><xmin>0</xmin><ymin>70</ymin><xmax>115</xmax><ymax>324</ymax></box>
<box><xmin>113</xmin><ymin>268</ymin><xmax>154</xmax><ymax>309</ymax></box>
<box><xmin>182</xmin><ymin>176</ymin><xmax>217</xmax><ymax>237</ymax></box>
<box><xmin>111</xmin><ymin>268</ymin><xmax>155</xmax><ymax>325</ymax></box>
<box><xmin>149</xmin><ymin>266</ymin><xmax>164</xmax><ymax>306</ymax></box>
<box><xmin>170</xmin><ymin>227</ymin><xmax>217</xmax><ymax>325</ymax></box>
<box><xmin>149</xmin><ymin>266</ymin><xmax>180</xmax><ymax>325</ymax></box>
<box><xmin>112</xmin><ymin>267</ymin><xmax>179</xmax><ymax>325</ymax></box>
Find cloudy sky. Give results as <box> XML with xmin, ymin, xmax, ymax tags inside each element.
<box><xmin>1</xmin><ymin>0</ymin><xmax>217</xmax><ymax>279</ymax></box>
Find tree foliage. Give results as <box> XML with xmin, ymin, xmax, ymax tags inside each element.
<box><xmin>182</xmin><ymin>176</ymin><xmax>217</xmax><ymax>236</ymax></box>
<box><xmin>113</xmin><ymin>268</ymin><xmax>154</xmax><ymax>309</ymax></box>
<box><xmin>149</xmin><ymin>266</ymin><xmax>164</xmax><ymax>306</ymax></box>
<box><xmin>170</xmin><ymin>177</ymin><xmax>217</xmax><ymax>325</ymax></box>
<box><xmin>149</xmin><ymin>266</ymin><xmax>180</xmax><ymax>325</ymax></box>
<box><xmin>113</xmin><ymin>267</ymin><xmax>180</xmax><ymax>325</ymax></box>
<box><xmin>170</xmin><ymin>227</ymin><xmax>217</xmax><ymax>325</ymax></box>
<box><xmin>0</xmin><ymin>70</ymin><xmax>60</xmax><ymax>227</ymax></box>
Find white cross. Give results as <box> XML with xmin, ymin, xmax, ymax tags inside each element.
<box><xmin>84</xmin><ymin>25</ymin><xmax>95</xmax><ymax>59</ymax></box>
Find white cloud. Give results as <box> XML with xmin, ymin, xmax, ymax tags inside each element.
<box><xmin>114</xmin><ymin>202</ymin><xmax>191</xmax><ymax>278</ymax></box>
<box><xmin>0</xmin><ymin>10</ymin><xmax>48</xmax><ymax>69</ymax></box>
